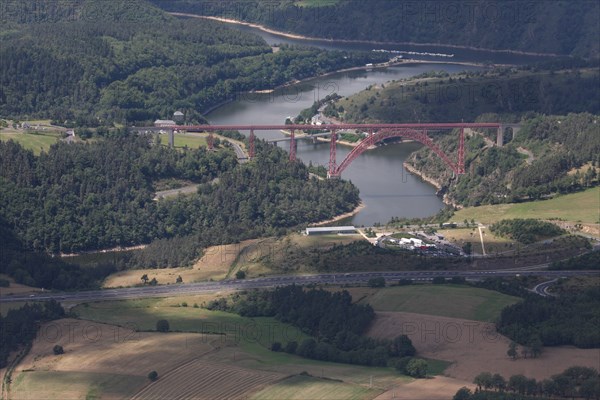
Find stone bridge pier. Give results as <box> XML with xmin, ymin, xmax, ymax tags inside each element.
<box><xmin>497</xmin><ymin>123</ymin><xmax>522</xmax><ymax>146</ymax></box>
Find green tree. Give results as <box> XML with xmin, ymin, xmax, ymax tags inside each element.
<box><xmin>147</xmin><ymin>371</ymin><xmax>158</xmax><ymax>381</ymax></box>
<box><xmin>53</xmin><ymin>345</ymin><xmax>64</xmax><ymax>355</ymax></box>
<box><xmin>453</xmin><ymin>387</ymin><xmax>472</xmax><ymax>400</ymax></box>
<box><xmin>156</xmin><ymin>319</ymin><xmax>170</xmax><ymax>333</ymax></box>
<box><xmin>474</xmin><ymin>372</ymin><xmax>493</xmax><ymax>391</ymax></box>
<box><xmin>176</xmin><ymin>275</ymin><xmax>183</xmax><ymax>283</ymax></box>
<box><xmin>235</xmin><ymin>270</ymin><xmax>246</xmax><ymax>279</ymax></box>
<box><xmin>271</xmin><ymin>342</ymin><xmax>282</xmax><ymax>352</ymax></box>
<box><xmin>141</xmin><ymin>274</ymin><xmax>149</xmax><ymax>284</ymax></box>
<box><xmin>492</xmin><ymin>373</ymin><xmax>506</xmax><ymax>392</ymax></box>
<box><xmin>507</xmin><ymin>341</ymin><xmax>518</xmax><ymax>360</ymax></box>
<box><xmin>462</xmin><ymin>242</ymin><xmax>472</xmax><ymax>255</ymax></box>
<box><xmin>149</xmin><ymin>277</ymin><xmax>158</xmax><ymax>286</ymax></box>
<box><xmin>528</xmin><ymin>335</ymin><xmax>543</xmax><ymax>358</ymax></box>
<box><xmin>367</xmin><ymin>277</ymin><xmax>385</xmax><ymax>287</ymax></box>
<box><xmin>405</xmin><ymin>358</ymin><xmax>428</xmax><ymax>378</ymax></box>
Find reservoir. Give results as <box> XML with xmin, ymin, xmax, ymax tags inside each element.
<box><xmin>205</xmin><ymin>20</ymin><xmax>559</xmax><ymax>226</ymax></box>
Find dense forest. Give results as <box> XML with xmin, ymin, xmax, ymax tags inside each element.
<box><xmin>337</xmin><ymin>67</ymin><xmax>600</xmax><ymax>124</ymax></box>
<box><xmin>0</xmin><ymin>0</ymin><xmax>386</xmax><ymax>124</ymax></box>
<box><xmin>496</xmin><ymin>287</ymin><xmax>600</xmax><ymax>349</ymax></box>
<box><xmin>151</xmin><ymin>0</ymin><xmax>600</xmax><ymax>59</ymax></box>
<box><xmin>207</xmin><ymin>286</ymin><xmax>417</xmax><ymax>367</ymax></box>
<box><xmin>0</xmin><ymin>135</ymin><xmax>360</xmax><ymax>282</ymax></box>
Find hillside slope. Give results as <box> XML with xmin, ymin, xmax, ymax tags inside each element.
<box><xmin>151</xmin><ymin>0</ymin><xmax>600</xmax><ymax>58</ymax></box>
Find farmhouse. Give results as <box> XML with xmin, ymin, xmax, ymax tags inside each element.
<box><xmin>154</xmin><ymin>119</ymin><xmax>177</xmax><ymax>127</ymax></box>
<box><xmin>305</xmin><ymin>226</ymin><xmax>357</xmax><ymax>235</ymax></box>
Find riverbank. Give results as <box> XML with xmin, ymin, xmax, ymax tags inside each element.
<box><xmin>171</xmin><ymin>13</ymin><xmax>565</xmax><ymax>58</ymax></box>
<box><xmin>403</xmin><ymin>162</ymin><xmax>464</xmax><ymax>209</ymax></box>
<box><xmin>310</xmin><ymin>202</ymin><xmax>365</xmax><ymax>227</ymax></box>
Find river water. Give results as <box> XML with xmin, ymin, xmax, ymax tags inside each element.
<box><xmin>206</xmin><ymin>22</ymin><xmax>559</xmax><ymax>226</ymax></box>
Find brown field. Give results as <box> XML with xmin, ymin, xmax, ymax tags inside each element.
<box><xmin>131</xmin><ymin>359</ymin><xmax>286</xmax><ymax>400</ymax></box>
<box><xmin>10</xmin><ymin>319</ymin><xmax>219</xmax><ymax>399</ymax></box>
<box><xmin>102</xmin><ymin>239</ymin><xmax>262</xmax><ymax>287</ymax></box>
<box><xmin>438</xmin><ymin>227</ymin><xmax>514</xmax><ymax>256</ymax></box>
<box><xmin>373</xmin><ymin>376</ymin><xmax>474</xmax><ymax>400</ymax></box>
<box><xmin>0</xmin><ymin>274</ymin><xmax>42</xmax><ymax>296</ymax></box>
<box><xmin>368</xmin><ymin>311</ymin><xmax>600</xmax><ymax>382</ymax></box>
<box><xmin>102</xmin><ymin>233</ymin><xmax>364</xmax><ymax>288</ymax></box>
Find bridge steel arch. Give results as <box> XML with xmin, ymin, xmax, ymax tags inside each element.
<box><xmin>147</xmin><ymin>123</ymin><xmax>501</xmax><ymax>176</ymax></box>
<box><xmin>329</xmin><ymin>127</ymin><xmax>465</xmax><ymax>178</ymax></box>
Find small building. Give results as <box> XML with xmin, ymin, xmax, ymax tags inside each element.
<box><xmin>173</xmin><ymin>111</ymin><xmax>184</xmax><ymax>124</ymax></box>
<box><xmin>154</xmin><ymin>119</ymin><xmax>176</xmax><ymax>127</ymax></box>
<box><xmin>306</xmin><ymin>226</ymin><xmax>357</xmax><ymax>235</ymax></box>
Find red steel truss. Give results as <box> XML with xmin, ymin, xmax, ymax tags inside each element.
<box><xmin>170</xmin><ymin>123</ymin><xmax>498</xmax><ymax>176</ymax></box>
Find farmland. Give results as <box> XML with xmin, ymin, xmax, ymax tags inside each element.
<box><xmin>452</xmin><ymin>187</ymin><xmax>600</xmax><ymax>225</ymax></box>
<box><xmin>132</xmin><ymin>359</ymin><xmax>285</xmax><ymax>400</ymax></box>
<box><xmin>0</xmin><ymin>131</ymin><xmax>62</xmax><ymax>154</ymax></box>
<box><xmin>348</xmin><ymin>284</ymin><xmax>520</xmax><ymax>322</ymax></box>
<box><xmin>250</xmin><ymin>375</ymin><xmax>380</xmax><ymax>400</ymax></box>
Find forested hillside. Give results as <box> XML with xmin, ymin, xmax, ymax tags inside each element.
<box><xmin>330</xmin><ymin>66</ymin><xmax>600</xmax><ymax>207</ymax></box>
<box><xmin>337</xmin><ymin>67</ymin><xmax>600</xmax><ymax>124</ymax></box>
<box><xmin>151</xmin><ymin>0</ymin><xmax>600</xmax><ymax>58</ymax></box>
<box><xmin>408</xmin><ymin>113</ymin><xmax>600</xmax><ymax>206</ymax></box>
<box><xmin>0</xmin><ymin>0</ymin><xmax>386</xmax><ymax>124</ymax></box>
<box><xmin>0</xmin><ymin>136</ymin><xmax>359</xmax><ymax>255</ymax></box>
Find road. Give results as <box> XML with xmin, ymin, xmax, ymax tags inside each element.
<box><xmin>531</xmin><ymin>278</ymin><xmax>559</xmax><ymax>297</ymax></box>
<box><xmin>2</xmin><ymin>269</ymin><xmax>596</xmax><ymax>304</ymax></box>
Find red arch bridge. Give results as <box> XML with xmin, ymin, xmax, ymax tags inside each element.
<box><xmin>164</xmin><ymin>123</ymin><xmax>504</xmax><ymax>178</ymax></box>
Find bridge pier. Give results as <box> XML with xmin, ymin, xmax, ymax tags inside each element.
<box><xmin>168</xmin><ymin>129</ymin><xmax>174</xmax><ymax>147</ymax></box>
<box><xmin>497</xmin><ymin>124</ymin><xmax>521</xmax><ymax>147</ymax></box>
<box><xmin>249</xmin><ymin>129</ymin><xmax>255</xmax><ymax>159</ymax></box>
<box><xmin>328</xmin><ymin>129</ymin><xmax>337</xmax><ymax>177</ymax></box>
<box><xmin>289</xmin><ymin>129</ymin><xmax>296</xmax><ymax>161</ymax></box>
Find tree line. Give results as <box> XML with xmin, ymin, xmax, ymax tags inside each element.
<box><xmin>455</xmin><ymin>366</ymin><xmax>600</xmax><ymax>399</ymax></box>
<box><xmin>206</xmin><ymin>286</ymin><xmax>417</xmax><ymax>368</ymax></box>
<box><xmin>489</xmin><ymin>219</ymin><xmax>566</xmax><ymax>245</ymax></box>
<box><xmin>0</xmin><ymin>300</ymin><xmax>65</xmax><ymax>368</ymax></box>
<box><xmin>496</xmin><ymin>287</ymin><xmax>600</xmax><ymax>349</ymax></box>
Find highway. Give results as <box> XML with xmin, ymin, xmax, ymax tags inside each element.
<box><xmin>2</xmin><ymin>269</ymin><xmax>596</xmax><ymax>304</ymax></box>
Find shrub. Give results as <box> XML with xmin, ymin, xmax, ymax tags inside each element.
<box><xmin>53</xmin><ymin>345</ymin><xmax>64</xmax><ymax>355</ymax></box>
<box><xmin>271</xmin><ymin>342</ymin><xmax>282</xmax><ymax>352</ymax></box>
<box><xmin>235</xmin><ymin>270</ymin><xmax>246</xmax><ymax>279</ymax></box>
<box><xmin>148</xmin><ymin>371</ymin><xmax>158</xmax><ymax>381</ymax></box>
<box><xmin>156</xmin><ymin>319</ymin><xmax>170</xmax><ymax>332</ymax></box>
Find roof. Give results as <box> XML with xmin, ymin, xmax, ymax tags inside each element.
<box><xmin>154</xmin><ymin>119</ymin><xmax>176</xmax><ymax>126</ymax></box>
<box><xmin>306</xmin><ymin>226</ymin><xmax>356</xmax><ymax>233</ymax></box>
<box><xmin>173</xmin><ymin>111</ymin><xmax>184</xmax><ymax>116</ymax></box>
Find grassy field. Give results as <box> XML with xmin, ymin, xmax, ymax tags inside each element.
<box><xmin>169</xmin><ymin>133</ymin><xmax>207</xmax><ymax>148</ymax></box>
<box><xmin>437</xmin><ymin>227</ymin><xmax>514</xmax><ymax>256</ymax></box>
<box><xmin>351</xmin><ymin>284</ymin><xmax>520</xmax><ymax>322</ymax></box>
<box><xmin>250</xmin><ymin>375</ymin><xmax>380</xmax><ymax>400</ymax></box>
<box><xmin>11</xmin><ymin>370</ymin><xmax>146</xmax><ymax>400</ymax></box>
<box><xmin>452</xmin><ymin>187</ymin><xmax>600</xmax><ymax>224</ymax></box>
<box><xmin>0</xmin><ymin>131</ymin><xmax>62</xmax><ymax>154</ymax></box>
<box><xmin>72</xmin><ymin>297</ymin><xmax>312</xmax><ymax>352</ymax></box>
<box><xmin>295</xmin><ymin>0</ymin><xmax>340</xmax><ymax>7</ymax></box>
<box><xmin>72</xmin><ymin>298</ymin><xmax>418</xmax><ymax>391</ymax></box>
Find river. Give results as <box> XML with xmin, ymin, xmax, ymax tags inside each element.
<box><xmin>205</xmin><ymin>20</ymin><xmax>560</xmax><ymax>226</ymax></box>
